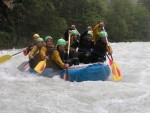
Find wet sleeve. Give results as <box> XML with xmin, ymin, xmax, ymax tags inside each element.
<box><xmin>26</xmin><ymin>44</ymin><xmax>32</xmax><ymax>54</ymax></box>
<box><xmin>50</xmin><ymin>50</ymin><xmax>65</xmax><ymax>69</ymax></box>
<box><xmin>40</xmin><ymin>47</ymin><xmax>47</xmax><ymax>60</ymax></box>
<box><xmin>93</xmin><ymin>24</ymin><xmax>101</xmax><ymax>45</ymax></box>
<box><xmin>28</xmin><ymin>46</ymin><xmax>37</xmax><ymax>59</ymax></box>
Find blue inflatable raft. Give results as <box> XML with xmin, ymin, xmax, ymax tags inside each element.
<box><xmin>60</xmin><ymin>63</ymin><xmax>110</xmax><ymax>82</ymax></box>
<box><xmin>29</xmin><ymin>63</ymin><xmax>110</xmax><ymax>82</ymax></box>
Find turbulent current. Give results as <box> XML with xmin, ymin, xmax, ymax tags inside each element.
<box><xmin>0</xmin><ymin>42</ymin><xmax>150</xmax><ymax>113</ymax></box>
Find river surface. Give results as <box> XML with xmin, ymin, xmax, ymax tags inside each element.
<box><xmin>0</xmin><ymin>42</ymin><xmax>150</xmax><ymax>113</ymax></box>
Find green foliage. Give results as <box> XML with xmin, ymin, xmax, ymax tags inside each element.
<box><xmin>106</xmin><ymin>0</ymin><xmax>135</xmax><ymax>41</ymax></box>
<box><xmin>0</xmin><ymin>0</ymin><xmax>150</xmax><ymax>49</ymax></box>
<box><xmin>0</xmin><ymin>32</ymin><xmax>13</xmax><ymax>49</ymax></box>
<box><xmin>139</xmin><ymin>0</ymin><xmax>150</xmax><ymax>10</ymax></box>
<box><xmin>133</xmin><ymin>2</ymin><xmax>150</xmax><ymax>41</ymax></box>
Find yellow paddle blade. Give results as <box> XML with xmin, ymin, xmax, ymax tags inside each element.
<box><xmin>34</xmin><ymin>60</ymin><xmax>46</xmax><ymax>73</ymax></box>
<box><xmin>111</xmin><ymin>61</ymin><xmax>122</xmax><ymax>81</ymax></box>
<box><xmin>0</xmin><ymin>55</ymin><xmax>12</xmax><ymax>64</ymax></box>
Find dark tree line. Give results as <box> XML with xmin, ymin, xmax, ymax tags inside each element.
<box><xmin>0</xmin><ymin>0</ymin><xmax>150</xmax><ymax>49</ymax></box>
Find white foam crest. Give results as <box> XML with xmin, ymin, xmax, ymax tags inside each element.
<box><xmin>1</xmin><ymin>42</ymin><xmax>150</xmax><ymax>113</ymax></box>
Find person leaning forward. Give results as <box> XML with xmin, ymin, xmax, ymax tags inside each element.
<box><xmin>49</xmin><ymin>39</ymin><xmax>69</xmax><ymax>71</ymax></box>
<box><xmin>23</xmin><ymin>33</ymin><xmax>40</xmax><ymax>56</ymax></box>
<box><xmin>40</xmin><ymin>36</ymin><xmax>54</xmax><ymax>68</ymax></box>
<box><xmin>28</xmin><ymin>38</ymin><xmax>44</xmax><ymax>69</ymax></box>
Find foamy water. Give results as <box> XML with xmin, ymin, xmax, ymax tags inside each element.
<box><xmin>0</xmin><ymin>42</ymin><xmax>150</xmax><ymax>113</ymax></box>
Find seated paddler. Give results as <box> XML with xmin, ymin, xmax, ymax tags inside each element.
<box><xmin>91</xmin><ymin>22</ymin><xmax>113</xmax><ymax>63</ymax></box>
<box><xmin>28</xmin><ymin>37</ymin><xmax>44</xmax><ymax>69</ymax></box>
<box><xmin>23</xmin><ymin>33</ymin><xmax>40</xmax><ymax>56</ymax></box>
<box><xmin>40</xmin><ymin>36</ymin><xmax>54</xmax><ymax>68</ymax></box>
<box><xmin>65</xmin><ymin>30</ymin><xmax>79</xmax><ymax>65</ymax></box>
<box><xmin>48</xmin><ymin>38</ymin><xmax>70</xmax><ymax>71</ymax></box>
<box><xmin>78</xmin><ymin>30</ymin><xmax>94</xmax><ymax>64</ymax></box>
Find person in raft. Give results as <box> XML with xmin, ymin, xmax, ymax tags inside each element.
<box><xmin>78</xmin><ymin>30</ymin><xmax>94</xmax><ymax>64</ymax></box>
<box><xmin>23</xmin><ymin>33</ymin><xmax>40</xmax><ymax>56</ymax></box>
<box><xmin>49</xmin><ymin>38</ymin><xmax>69</xmax><ymax>71</ymax></box>
<box><xmin>40</xmin><ymin>36</ymin><xmax>54</xmax><ymax>68</ymax></box>
<box><xmin>91</xmin><ymin>22</ymin><xmax>113</xmax><ymax>63</ymax></box>
<box><xmin>65</xmin><ymin>30</ymin><xmax>80</xmax><ymax>65</ymax></box>
<box><xmin>63</xmin><ymin>24</ymin><xmax>76</xmax><ymax>41</ymax></box>
<box><xmin>28</xmin><ymin>37</ymin><xmax>44</xmax><ymax>69</ymax></box>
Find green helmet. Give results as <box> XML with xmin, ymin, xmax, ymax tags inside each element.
<box><xmin>71</xmin><ymin>30</ymin><xmax>78</xmax><ymax>35</ymax></box>
<box><xmin>45</xmin><ymin>36</ymin><xmax>53</xmax><ymax>42</ymax></box>
<box><xmin>36</xmin><ymin>38</ymin><xmax>44</xmax><ymax>43</ymax></box>
<box><xmin>87</xmin><ymin>30</ymin><xmax>93</xmax><ymax>36</ymax></box>
<box><xmin>57</xmin><ymin>39</ymin><xmax>66</xmax><ymax>46</ymax></box>
<box><xmin>99</xmin><ymin>31</ymin><xmax>108</xmax><ymax>38</ymax></box>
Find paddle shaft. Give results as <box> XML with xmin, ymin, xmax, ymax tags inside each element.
<box><xmin>34</xmin><ymin>49</ymin><xmax>55</xmax><ymax>73</ymax></box>
<box><xmin>102</xmin><ymin>27</ymin><xmax>114</xmax><ymax>60</ymax></box>
<box><xmin>67</xmin><ymin>33</ymin><xmax>71</xmax><ymax>61</ymax></box>
<box><xmin>102</xmin><ymin>27</ymin><xmax>122</xmax><ymax>81</ymax></box>
<box><xmin>75</xmin><ymin>28</ymin><xmax>80</xmax><ymax>36</ymax></box>
<box><xmin>63</xmin><ymin>33</ymin><xmax>71</xmax><ymax>80</ymax></box>
<box><xmin>0</xmin><ymin>50</ymin><xmax>23</xmax><ymax>64</ymax></box>
<box><xmin>12</xmin><ymin>51</ymin><xmax>23</xmax><ymax>56</ymax></box>
<box><xmin>106</xmin><ymin>54</ymin><xmax>111</xmax><ymax>60</ymax></box>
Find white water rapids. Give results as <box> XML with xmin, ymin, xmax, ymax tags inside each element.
<box><xmin>0</xmin><ymin>42</ymin><xmax>150</xmax><ymax>113</ymax></box>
